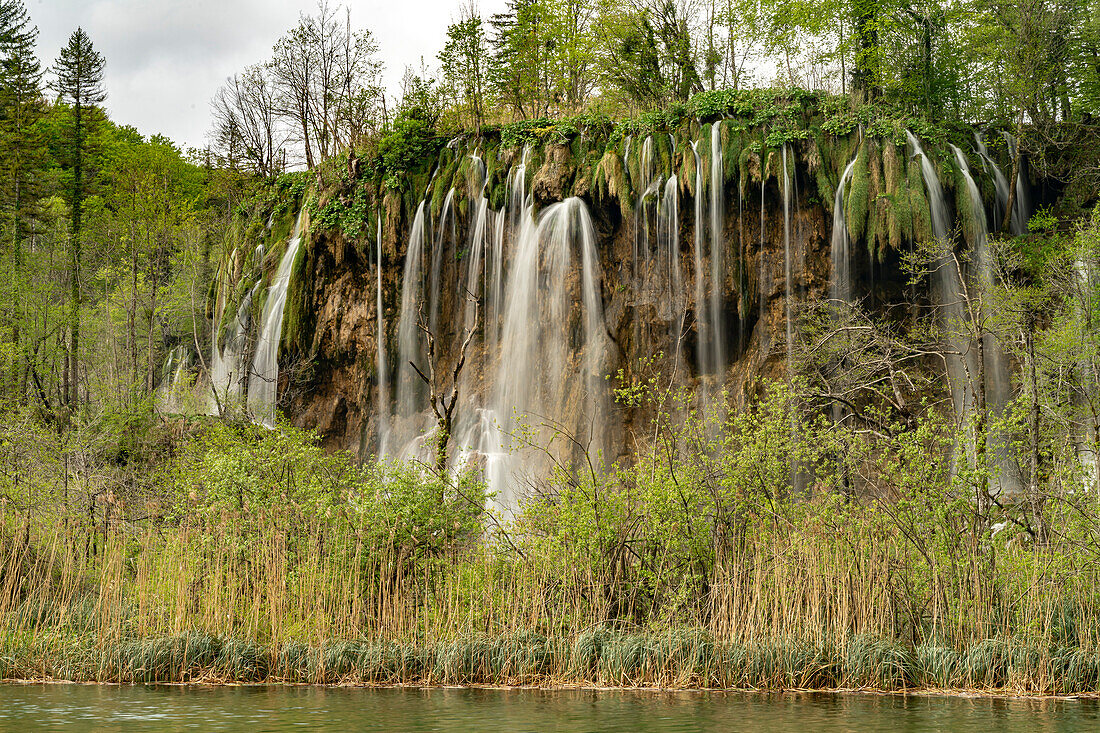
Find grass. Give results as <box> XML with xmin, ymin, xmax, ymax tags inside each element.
<box><xmin>3</xmin><ymin>384</ymin><xmax>1100</xmax><ymax>694</ymax></box>
<box><xmin>3</xmin><ymin>502</ymin><xmax>1100</xmax><ymax>692</ymax></box>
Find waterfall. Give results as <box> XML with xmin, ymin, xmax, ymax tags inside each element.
<box><xmin>486</xmin><ymin>198</ymin><xmax>610</xmax><ymax>512</ymax></box>
<box><xmin>758</xmin><ymin>154</ymin><xmax>768</xmax><ymax>354</ymax></box>
<box><xmin>156</xmin><ymin>345</ymin><xmax>190</xmax><ymax>414</ymax></box>
<box><xmin>429</xmin><ymin>188</ymin><xmax>455</xmax><ymax>338</ymax></box>
<box><xmin>709</xmin><ymin>122</ymin><xmax>727</xmax><ymax>374</ymax></box>
<box><xmin>507</xmin><ymin>146</ymin><xmax>531</xmax><ymax>243</ymax></box>
<box><xmin>831</xmin><ymin>156</ymin><xmax>859</xmax><ymax>304</ymax></box>
<box><xmin>209</xmin><ymin>281</ymin><xmax>257</xmax><ymax>415</ymax></box>
<box><xmin>247</xmin><ymin>212</ymin><xmax>305</xmax><ymax>427</ymax></box>
<box><xmin>457</xmin><ymin>154</ymin><xmax>491</xmax><ymax>427</ymax></box>
<box><xmin>907</xmin><ymin>131</ymin><xmax>968</xmax><ymax>419</ymax></box>
<box><xmin>953</xmin><ymin>145</ymin><xmax>1020</xmax><ymax>494</ymax></box>
<box><xmin>906</xmin><ymin>132</ymin><xmax>950</xmax><ymax>241</ymax></box>
<box><xmin>394</xmin><ymin>201</ymin><xmax>429</xmax><ymax>438</ymax></box>
<box><xmin>782</xmin><ymin>145</ymin><xmax>794</xmax><ymax>366</ymax></box>
<box><xmin>633</xmin><ymin>136</ymin><xmax>661</xmax><ymax>290</ymax></box>
<box><xmin>376</xmin><ymin>216</ymin><xmax>390</xmax><ymax>454</ymax></box>
<box><xmin>690</xmin><ymin>141</ymin><xmax>711</xmax><ymax>377</ymax></box>
<box><xmin>974</xmin><ymin>133</ymin><xmax>1012</xmax><ymax>233</ymax></box>
<box><xmin>1002</xmin><ymin>132</ymin><xmax>1030</xmax><ymax>235</ymax></box>
<box><xmin>659</xmin><ymin>174</ymin><xmax>684</xmax><ymax>368</ymax></box>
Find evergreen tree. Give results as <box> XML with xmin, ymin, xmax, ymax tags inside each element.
<box><xmin>52</xmin><ymin>27</ymin><xmax>105</xmax><ymax>406</ymax></box>
<box><xmin>0</xmin><ymin>0</ymin><xmax>44</xmax><ymax>400</ymax></box>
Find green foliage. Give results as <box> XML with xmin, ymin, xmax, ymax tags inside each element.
<box><xmin>378</xmin><ymin>108</ymin><xmax>442</xmax><ymax>186</ymax></box>
<box><xmin>846</xmin><ymin>143</ymin><xmax>870</xmax><ymax>241</ymax></box>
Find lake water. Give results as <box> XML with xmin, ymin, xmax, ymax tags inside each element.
<box><xmin>0</xmin><ymin>683</ymin><xmax>1095</xmax><ymax>732</ymax></box>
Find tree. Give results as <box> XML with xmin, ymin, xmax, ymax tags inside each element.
<box><xmin>598</xmin><ymin>0</ymin><xmax>702</xmax><ymax>110</ymax></box>
<box><xmin>439</xmin><ymin>5</ymin><xmax>488</xmax><ymax>128</ymax></box>
<box><xmin>269</xmin><ymin>0</ymin><xmax>383</xmax><ymax>168</ymax></box>
<box><xmin>211</xmin><ymin>64</ymin><xmax>286</xmax><ymax>177</ymax></box>
<box><xmin>0</xmin><ymin>0</ymin><xmax>45</xmax><ymax>398</ymax></box>
<box><xmin>53</xmin><ymin>26</ymin><xmax>105</xmax><ymax>407</ymax></box>
<box><xmin>489</xmin><ymin>0</ymin><xmax>551</xmax><ymax>119</ymax></box>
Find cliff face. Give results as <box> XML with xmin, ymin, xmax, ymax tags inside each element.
<box><xmin>280</xmin><ymin>134</ymin><xmax>905</xmax><ymax>461</ymax></box>
<box><xmin>206</xmin><ymin>112</ymin><xmax>1036</xmax><ymax>501</ymax></box>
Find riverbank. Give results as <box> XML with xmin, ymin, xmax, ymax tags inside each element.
<box><xmin>4</xmin><ymin>399</ymin><xmax>1100</xmax><ymax>699</ymax></box>
<box><xmin>3</xmin><ymin>631</ymin><xmax>1099</xmax><ymax>695</ymax></box>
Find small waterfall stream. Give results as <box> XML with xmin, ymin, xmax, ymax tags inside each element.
<box><xmin>709</xmin><ymin>122</ymin><xmax>727</xmax><ymax>374</ymax></box>
<box><xmin>782</xmin><ymin>145</ymin><xmax>794</xmax><ymax>366</ymax></box>
<box><xmin>690</xmin><ymin>141</ymin><xmax>711</xmax><ymax>377</ymax></box>
<box><xmin>394</xmin><ymin>201</ymin><xmax>429</xmax><ymax>445</ymax></box>
<box><xmin>831</xmin><ymin>156</ymin><xmax>859</xmax><ymax>304</ymax></box>
<box><xmin>156</xmin><ymin>345</ymin><xmax>190</xmax><ymax>414</ymax></box>
<box><xmin>907</xmin><ymin>131</ymin><xmax>968</xmax><ymax>419</ymax></box>
<box><xmin>429</xmin><ymin>188</ymin><xmax>456</xmax><ymax>338</ymax></box>
<box><xmin>660</xmin><ymin>174</ymin><xmax>684</xmax><ymax>369</ymax></box>
<box><xmin>375</xmin><ymin>216</ymin><xmax>390</xmax><ymax>453</ymax></box>
<box><xmin>1002</xmin><ymin>132</ymin><xmax>1031</xmax><ymax>235</ymax></box>
<box><xmin>974</xmin><ymin>133</ymin><xmax>1012</xmax><ymax>233</ymax></box>
<box><xmin>953</xmin><ymin>144</ymin><xmax>1020</xmax><ymax>494</ymax></box>
<box><xmin>247</xmin><ymin>213</ymin><xmax>305</xmax><ymax>427</ymax></box>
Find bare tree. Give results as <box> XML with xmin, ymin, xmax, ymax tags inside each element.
<box><xmin>210</xmin><ymin>64</ymin><xmax>286</xmax><ymax>177</ymax></box>
<box><xmin>409</xmin><ymin>294</ymin><xmax>478</xmax><ymax>475</ymax></box>
<box><xmin>268</xmin><ymin>1</ymin><xmax>383</xmax><ymax>169</ymax></box>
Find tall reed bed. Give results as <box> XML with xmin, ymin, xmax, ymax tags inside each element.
<box><xmin>3</xmin><ymin>493</ymin><xmax>1099</xmax><ymax>691</ymax></box>
<box><xmin>2</xmin><ymin>393</ymin><xmax>1100</xmax><ymax>692</ymax></box>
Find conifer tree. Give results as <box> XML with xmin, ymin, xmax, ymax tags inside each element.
<box><xmin>53</xmin><ymin>27</ymin><xmax>105</xmax><ymax>406</ymax></box>
<box><xmin>0</xmin><ymin>0</ymin><xmax>44</xmax><ymax>399</ymax></box>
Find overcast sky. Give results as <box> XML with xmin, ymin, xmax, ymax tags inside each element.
<box><xmin>32</xmin><ymin>0</ymin><xmax>505</xmax><ymax>150</ymax></box>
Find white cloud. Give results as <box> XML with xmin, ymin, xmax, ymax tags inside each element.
<box><xmin>31</xmin><ymin>0</ymin><xmax>507</xmax><ymax>149</ymax></box>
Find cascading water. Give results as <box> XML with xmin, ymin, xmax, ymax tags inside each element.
<box><xmin>485</xmin><ymin>198</ymin><xmax>610</xmax><ymax>512</ymax></box>
<box><xmin>209</xmin><ymin>281</ymin><xmax>258</xmax><ymax>415</ymax></box>
<box><xmin>456</xmin><ymin>154</ymin><xmax>494</xmax><ymax>422</ymax></box>
<box><xmin>392</xmin><ymin>201</ymin><xmax>429</xmax><ymax>452</ymax></box>
<box><xmin>709</xmin><ymin>121</ymin><xmax>727</xmax><ymax>374</ymax></box>
<box><xmin>831</xmin><ymin>156</ymin><xmax>859</xmax><ymax>304</ymax></box>
<box><xmin>907</xmin><ymin>131</ymin><xmax>969</xmax><ymax>419</ymax></box>
<box><xmin>634</xmin><ymin>136</ymin><xmax>657</xmax><ymax>276</ymax></box>
<box><xmin>758</xmin><ymin>154</ymin><xmax>768</xmax><ymax>354</ymax></box>
<box><xmin>952</xmin><ymin>145</ymin><xmax>1020</xmax><ymax>494</ymax></box>
<box><xmin>659</xmin><ymin>174</ymin><xmax>684</xmax><ymax>369</ymax></box>
<box><xmin>974</xmin><ymin>133</ymin><xmax>1013</xmax><ymax>233</ymax></box>
<box><xmin>247</xmin><ymin>213</ymin><xmax>305</xmax><ymax>427</ymax></box>
<box><xmin>631</xmin><ymin>136</ymin><xmax>662</xmax><ymax>361</ymax></box>
<box><xmin>429</xmin><ymin>188</ymin><xmax>455</xmax><ymax>338</ymax></box>
<box><xmin>156</xmin><ymin>345</ymin><xmax>190</xmax><ymax>414</ymax></box>
<box><xmin>375</xmin><ymin>215</ymin><xmax>390</xmax><ymax>453</ymax></box>
<box><xmin>690</xmin><ymin>141</ymin><xmax>712</xmax><ymax>377</ymax></box>
<box><xmin>1002</xmin><ymin>132</ymin><xmax>1031</xmax><ymax>235</ymax></box>
<box><xmin>782</xmin><ymin>145</ymin><xmax>793</xmax><ymax>366</ymax></box>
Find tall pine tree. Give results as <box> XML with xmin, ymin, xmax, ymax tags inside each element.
<box><xmin>0</xmin><ymin>0</ymin><xmax>44</xmax><ymax>400</ymax></box>
<box><xmin>53</xmin><ymin>27</ymin><xmax>105</xmax><ymax>406</ymax></box>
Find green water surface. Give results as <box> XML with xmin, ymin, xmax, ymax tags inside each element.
<box><xmin>0</xmin><ymin>683</ymin><xmax>1095</xmax><ymax>732</ymax></box>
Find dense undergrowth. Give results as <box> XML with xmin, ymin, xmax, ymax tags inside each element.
<box><xmin>3</xmin><ymin>376</ymin><xmax>1100</xmax><ymax>692</ymax></box>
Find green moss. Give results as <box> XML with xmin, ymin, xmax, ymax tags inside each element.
<box><xmin>680</xmin><ymin>147</ymin><xmax>697</xmax><ymax>197</ymax></box>
<box><xmin>846</xmin><ymin>143</ymin><xmax>870</xmax><ymax>243</ymax></box>
<box><xmin>907</xmin><ymin>158</ymin><xmax>932</xmax><ymax>242</ymax></box>
<box><xmin>807</xmin><ymin>133</ymin><xmax>837</xmax><ymax>209</ymax></box>
<box><xmin>593</xmin><ymin>150</ymin><xmax>631</xmax><ymax>213</ymax></box>
<box><xmin>282</xmin><ymin>218</ymin><xmax>313</xmax><ymax>354</ymax></box>
<box><xmin>723</xmin><ymin>128</ymin><xmax>742</xmax><ymax>184</ymax></box>
<box><xmin>953</xmin><ymin>159</ymin><xmax>983</xmax><ymax>248</ymax></box>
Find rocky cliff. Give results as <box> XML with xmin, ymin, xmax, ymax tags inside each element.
<box><xmin>207</xmin><ymin>96</ymin><xmax>1049</xmax><ymax>504</ymax></box>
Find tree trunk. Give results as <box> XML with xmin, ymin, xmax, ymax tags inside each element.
<box><xmin>69</xmin><ymin>100</ymin><xmax>83</xmax><ymax>406</ymax></box>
